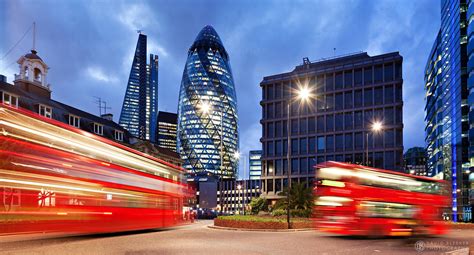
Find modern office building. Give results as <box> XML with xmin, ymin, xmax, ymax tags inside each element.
<box><xmin>404</xmin><ymin>147</ymin><xmax>427</xmax><ymax>176</ymax></box>
<box><xmin>249</xmin><ymin>150</ymin><xmax>262</xmax><ymax>180</ymax></box>
<box><xmin>425</xmin><ymin>0</ymin><xmax>472</xmax><ymax>222</ymax></box>
<box><xmin>260</xmin><ymin>52</ymin><xmax>404</xmax><ymax>201</ymax></box>
<box><xmin>157</xmin><ymin>111</ymin><xmax>178</xmax><ymax>152</ymax></box>
<box><xmin>119</xmin><ymin>33</ymin><xmax>159</xmax><ymax>142</ymax></box>
<box><xmin>218</xmin><ymin>179</ymin><xmax>261</xmax><ymax>214</ymax></box>
<box><xmin>177</xmin><ymin>25</ymin><xmax>239</xmax><ymax>179</ymax></box>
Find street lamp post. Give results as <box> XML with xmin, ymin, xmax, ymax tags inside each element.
<box><xmin>237</xmin><ymin>184</ymin><xmax>242</xmax><ymax>214</ymax></box>
<box><xmin>365</xmin><ymin>121</ymin><xmax>383</xmax><ymax>166</ymax></box>
<box><xmin>286</xmin><ymin>86</ymin><xmax>312</xmax><ymax>229</ymax></box>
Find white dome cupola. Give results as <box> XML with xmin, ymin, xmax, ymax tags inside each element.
<box><xmin>16</xmin><ymin>49</ymin><xmax>50</xmax><ymax>89</ymax></box>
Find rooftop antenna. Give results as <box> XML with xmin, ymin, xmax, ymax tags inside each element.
<box><xmin>32</xmin><ymin>22</ymin><xmax>36</xmax><ymax>53</ymax></box>
<box><xmin>333</xmin><ymin>48</ymin><xmax>336</xmax><ymax>57</ymax></box>
<box><xmin>102</xmin><ymin>101</ymin><xmax>111</xmax><ymax>115</ymax></box>
<box><xmin>94</xmin><ymin>97</ymin><xmax>112</xmax><ymax>116</ymax></box>
<box><xmin>137</xmin><ymin>29</ymin><xmax>144</xmax><ymax>35</ymax></box>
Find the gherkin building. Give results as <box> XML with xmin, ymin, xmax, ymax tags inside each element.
<box><xmin>177</xmin><ymin>25</ymin><xmax>239</xmax><ymax>179</ymax></box>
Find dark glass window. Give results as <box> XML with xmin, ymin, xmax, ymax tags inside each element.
<box><xmin>326</xmin><ymin>135</ymin><xmax>334</xmax><ymax>152</ymax></box>
<box><xmin>395</xmin><ymin>106</ymin><xmax>402</xmax><ymax>124</ymax></box>
<box><xmin>283</xmin><ymin>120</ymin><xmax>288</xmax><ymax>136</ymax></box>
<box><xmin>266</xmin><ymin>104</ymin><xmax>274</xmax><ymax>118</ymax></box>
<box><xmin>354</xmin><ymin>111</ymin><xmax>363</xmax><ymax>129</ymax></box>
<box><xmin>317</xmin><ymin>116</ymin><xmax>325</xmax><ymax>132</ymax></box>
<box><xmin>268</xmin><ymin>122</ymin><xmax>274</xmax><ymax>138</ymax></box>
<box><xmin>317</xmin><ymin>75</ymin><xmax>325</xmax><ymax>93</ymax></box>
<box><xmin>275</xmin><ymin>140</ymin><xmax>282</xmax><ymax>156</ymax></box>
<box><xmin>267</xmin><ymin>179</ymin><xmax>273</xmax><ymax>192</ymax></box>
<box><xmin>326</xmin><ymin>94</ymin><xmax>334</xmax><ymax>111</ymax></box>
<box><xmin>309</xmin><ymin>137</ymin><xmax>316</xmax><ymax>153</ymax></box>
<box><xmin>384</xmin><ymin>107</ymin><xmax>394</xmax><ymax>125</ymax></box>
<box><xmin>291</xmin><ymin>119</ymin><xmax>298</xmax><ymax>134</ymax></box>
<box><xmin>335</xmin><ymin>93</ymin><xmax>343</xmax><ymax>110</ymax></box>
<box><xmin>291</xmin><ymin>158</ymin><xmax>299</xmax><ymax>174</ymax></box>
<box><xmin>335</xmin><ymin>72</ymin><xmax>343</xmax><ymax>90</ymax></box>
<box><xmin>300</xmin><ymin>158</ymin><xmax>308</xmax><ymax>174</ymax></box>
<box><xmin>364</xmin><ymin>110</ymin><xmax>373</xmax><ymax>128</ymax></box>
<box><xmin>395</xmin><ymin>84</ymin><xmax>402</xmax><ymax>101</ymax></box>
<box><xmin>336</xmin><ymin>134</ymin><xmax>343</xmax><ymax>152</ymax></box>
<box><xmin>326</xmin><ymin>74</ymin><xmax>334</xmax><ymax>91</ymax></box>
<box><xmin>267</xmin><ymin>85</ymin><xmax>274</xmax><ymax>100</ymax></box>
<box><xmin>275</xmin><ymin>121</ymin><xmax>282</xmax><ymax>137</ymax></box>
<box><xmin>385</xmin><ymin>129</ymin><xmax>395</xmax><ymax>147</ymax></box>
<box><xmin>374</xmin><ymin>131</ymin><xmax>383</xmax><ymax>148</ymax></box>
<box><xmin>267</xmin><ymin>141</ymin><xmax>274</xmax><ymax>156</ymax></box>
<box><xmin>275</xmin><ymin>179</ymin><xmax>282</xmax><ymax>192</ymax></box>
<box><xmin>283</xmin><ymin>138</ymin><xmax>288</xmax><ymax>155</ymax></box>
<box><xmin>354</xmin><ymin>69</ymin><xmax>362</xmax><ymax>86</ymax></box>
<box><xmin>316</xmin><ymin>95</ymin><xmax>325</xmax><ymax>112</ymax></box>
<box><xmin>395</xmin><ymin>62</ymin><xmax>402</xmax><ymax>79</ymax></box>
<box><xmin>309</xmin><ymin>157</ymin><xmax>316</xmax><ymax>173</ymax></box>
<box><xmin>275</xmin><ymin>83</ymin><xmax>282</xmax><ymax>99</ymax></box>
<box><xmin>317</xmin><ymin>136</ymin><xmax>325</xmax><ymax>153</ymax></box>
<box><xmin>345</xmin><ymin>133</ymin><xmax>353</xmax><ymax>150</ymax></box>
<box><xmin>326</xmin><ymin>114</ymin><xmax>334</xmax><ymax>132</ymax></box>
<box><xmin>344</xmin><ymin>91</ymin><xmax>353</xmax><ymax>109</ymax></box>
<box><xmin>275</xmin><ymin>159</ymin><xmax>282</xmax><ymax>175</ymax></box>
<box><xmin>374</xmin><ymin>65</ymin><xmax>383</xmax><ymax>82</ymax></box>
<box><xmin>364</xmin><ymin>88</ymin><xmax>373</xmax><ymax>106</ymax></box>
<box><xmin>354</xmin><ymin>90</ymin><xmax>363</xmax><ymax>107</ymax></box>
<box><xmin>374</xmin><ymin>152</ymin><xmax>383</xmax><ymax>168</ymax></box>
<box><xmin>275</xmin><ymin>102</ymin><xmax>282</xmax><ymax>117</ymax></box>
<box><xmin>300</xmin><ymin>138</ymin><xmax>307</xmax><ymax>154</ymax></box>
<box><xmin>354</xmin><ymin>132</ymin><xmax>363</xmax><ymax>150</ymax></box>
<box><xmin>344</xmin><ymin>112</ymin><xmax>353</xmax><ymax>130</ymax></box>
<box><xmin>344</xmin><ymin>70</ymin><xmax>353</xmax><ymax>88</ymax></box>
<box><xmin>384</xmin><ymin>63</ymin><xmax>394</xmax><ymax>81</ymax></box>
<box><xmin>283</xmin><ymin>82</ymin><xmax>290</xmax><ymax>98</ymax></box>
<box><xmin>374</xmin><ymin>86</ymin><xmax>383</xmax><ymax>105</ymax></box>
<box><xmin>308</xmin><ymin>117</ymin><xmax>315</xmax><ymax>133</ymax></box>
<box><xmin>291</xmin><ymin>138</ymin><xmax>298</xmax><ymax>154</ymax></box>
<box><xmin>345</xmin><ymin>154</ymin><xmax>353</xmax><ymax>163</ymax></box>
<box><xmin>364</xmin><ymin>67</ymin><xmax>372</xmax><ymax>84</ymax></box>
<box><xmin>300</xmin><ymin>118</ymin><xmax>307</xmax><ymax>134</ymax></box>
<box><xmin>283</xmin><ymin>159</ymin><xmax>288</xmax><ymax>174</ymax></box>
<box><xmin>335</xmin><ymin>113</ymin><xmax>344</xmax><ymax>131</ymax></box>
<box><xmin>336</xmin><ymin>154</ymin><xmax>344</xmax><ymax>162</ymax></box>
<box><xmin>317</xmin><ymin>156</ymin><xmax>325</xmax><ymax>163</ymax></box>
<box><xmin>384</xmin><ymin>85</ymin><xmax>394</xmax><ymax>104</ymax></box>
<box><xmin>396</xmin><ymin>129</ymin><xmax>402</xmax><ymax>146</ymax></box>
<box><xmin>354</xmin><ymin>153</ymin><xmax>363</xmax><ymax>165</ymax></box>
<box><xmin>374</xmin><ymin>108</ymin><xmax>383</xmax><ymax>123</ymax></box>
<box><xmin>385</xmin><ymin>151</ymin><xmax>394</xmax><ymax>170</ymax></box>
<box><xmin>326</xmin><ymin>155</ymin><xmax>334</xmax><ymax>161</ymax></box>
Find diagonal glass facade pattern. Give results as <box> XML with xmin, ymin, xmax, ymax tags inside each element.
<box><xmin>177</xmin><ymin>25</ymin><xmax>239</xmax><ymax>179</ymax></box>
<box><xmin>119</xmin><ymin>34</ymin><xmax>159</xmax><ymax>142</ymax></box>
<box><xmin>425</xmin><ymin>0</ymin><xmax>471</xmax><ymax>222</ymax></box>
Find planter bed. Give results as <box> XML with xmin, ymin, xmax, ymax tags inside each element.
<box><xmin>214</xmin><ymin>216</ymin><xmax>313</xmax><ymax>230</ymax></box>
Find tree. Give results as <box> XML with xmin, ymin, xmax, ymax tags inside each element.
<box><xmin>249</xmin><ymin>197</ymin><xmax>268</xmax><ymax>215</ymax></box>
<box><xmin>275</xmin><ymin>182</ymin><xmax>314</xmax><ymax>211</ymax></box>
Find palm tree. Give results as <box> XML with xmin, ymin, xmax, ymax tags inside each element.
<box><xmin>276</xmin><ymin>182</ymin><xmax>314</xmax><ymax>210</ymax></box>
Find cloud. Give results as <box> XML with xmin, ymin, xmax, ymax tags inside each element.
<box><xmin>85</xmin><ymin>66</ymin><xmax>118</xmax><ymax>83</ymax></box>
<box><xmin>117</xmin><ymin>2</ymin><xmax>156</xmax><ymax>32</ymax></box>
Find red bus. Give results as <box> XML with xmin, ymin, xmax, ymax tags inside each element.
<box><xmin>314</xmin><ymin>161</ymin><xmax>449</xmax><ymax>237</ymax></box>
<box><xmin>0</xmin><ymin>105</ymin><xmax>192</xmax><ymax>235</ymax></box>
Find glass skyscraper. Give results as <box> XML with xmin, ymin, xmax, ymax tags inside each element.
<box><xmin>157</xmin><ymin>111</ymin><xmax>178</xmax><ymax>152</ymax></box>
<box><xmin>425</xmin><ymin>0</ymin><xmax>472</xmax><ymax>222</ymax></box>
<box><xmin>177</xmin><ymin>25</ymin><xmax>239</xmax><ymax>179</ymax></box>
<box><xmin>119</xmin><ymin>33</ymin><xmax>159</xmax><ymax>142</ymax></box>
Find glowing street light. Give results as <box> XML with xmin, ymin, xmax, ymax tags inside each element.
<box><xmin>372</xmin><ymin>121</ymin><xmax>383</xmax><ymax>132</ymax></box>
<box><xmin>296</xmin><ymin>86</ymin><xmax>311</xmax><ymax>102</ymax></box>
<box><xmin>233</xmin><ymin>151</ymin><xmax>241</xmax><ymax>160</ymax></box>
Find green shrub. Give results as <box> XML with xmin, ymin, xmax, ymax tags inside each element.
<box><xmin>271</xmin><ymin>209</ymin><xmax>287</xmax><ymax>217</ymax></box>
<box><xmin>249</xmin><ymin>197</ymin><xmax>268</xmax><ymax>215</ymax></box>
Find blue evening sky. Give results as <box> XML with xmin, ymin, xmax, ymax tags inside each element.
<box><xmin>0</xmin><ymin>0</ymin><xmax>440</xmax><ymax>176</ymax></box>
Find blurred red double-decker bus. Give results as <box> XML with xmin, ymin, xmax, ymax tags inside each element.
<box><xmin>0</xmin><ymin>105</ymin><xmax>193</xmax><ymax>236</ymax></box>
<box><xmin>314</xmin><ymin>161</ymin><xmax>449</xmax><ymax>237</ymax></box>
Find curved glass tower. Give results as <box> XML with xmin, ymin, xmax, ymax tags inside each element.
<box><xmin>177</xmin><ymin>25</ymin><xmax>239</xmax><ymax>179</ymax></box>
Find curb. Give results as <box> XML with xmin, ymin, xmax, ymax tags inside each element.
<box><xmin>208</xmin><ymin>225</ymin><xmax>314</xmax><ymax>232</ymax></box>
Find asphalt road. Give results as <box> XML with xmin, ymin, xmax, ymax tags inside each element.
<box><xmin>1</xmin><ymin>221</ymin><xmax>473</xmax><ymax>255</ymax></box>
